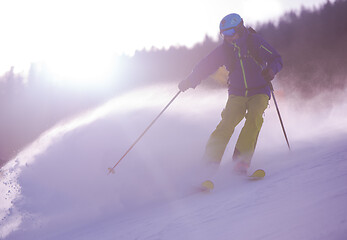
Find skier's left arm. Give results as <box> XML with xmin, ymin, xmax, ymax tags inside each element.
<box><xmin>258</xmin><ymin>38</ymin><xmax>283</xmax><ymax>81</ymax></box>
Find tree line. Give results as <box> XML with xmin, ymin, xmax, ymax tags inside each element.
<box><xmin>117</xmin><ymin>0</ymin><xmax>347</xmax><ymax>97</ymax></box>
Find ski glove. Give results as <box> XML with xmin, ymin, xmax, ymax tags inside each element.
<box><xmin>178</xmin><ymin>79</ymin><xmax>194</xmax><ymax>92</ymax></box>
<box><xmin>261</xmin><ymin>68</ymin><xmax>275</xmax><ymax>82</ymax></box>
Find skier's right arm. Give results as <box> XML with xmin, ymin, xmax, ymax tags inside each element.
<box><xmin>179</xmin><ymin>45</ymin><xmax>226</xmax><ymax>92</ymax></box>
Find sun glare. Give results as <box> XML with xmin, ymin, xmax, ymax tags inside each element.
<box><xmin>44</xmin><ymin>50</ymin><xmax>115</xmax><ymax>89</ymax></box>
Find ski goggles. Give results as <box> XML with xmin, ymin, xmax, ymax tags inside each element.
<box><xmin>220</xmin><ymin>23</ymin><xmax>243</xmax><ymax>37</ymax></box>
<box><xmin>220</xmin><ymin>27</ymin><xmax>236</xmax><ymax>37</ymax></box>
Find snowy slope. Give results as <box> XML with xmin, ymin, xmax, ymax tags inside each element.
<box><xmin>1</xmin><ymin>84</ymin><xmax>347</xmax><ymax>240</ymax></box>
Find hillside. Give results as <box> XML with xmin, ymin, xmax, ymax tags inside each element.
<box><xmin>1</xmin><ymin>85</ymin><xmax>347</xmax><ymax>239</ymax></box>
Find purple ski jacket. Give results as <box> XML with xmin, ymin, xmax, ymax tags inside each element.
<box><xmin>185</xmin><ymin>29</ymin><xmax>283</xmax><ymax>98</ymax></box>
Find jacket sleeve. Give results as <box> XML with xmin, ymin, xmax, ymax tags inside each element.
<box><xmin>256</xmin><ymin>36</ymin><xmax>283</xmax><ymax>74</ymax></box>
<box><xmin>185</xmin><ymin>44</ymin><xmax>226</xmax><ymax>88</ymax></box>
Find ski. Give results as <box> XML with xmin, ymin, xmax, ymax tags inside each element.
<box><xmin>200</xmin><ymin>180</ymin><xmax>214</xmax><ymax>192</ymax></box>
<box><xmin>196</xmin><ymin>169</ymin><xmax>265</xmax><ymax>193</ymax></box>
<box><xmin>249</xmin><ymin>169</ymin><xmax>266</xmax><ymax>179</ymax></box>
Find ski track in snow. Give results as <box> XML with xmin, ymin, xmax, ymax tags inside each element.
<box><xmin>1</xmin><ymin>84</ymin><xmax>347</xmax><ymax>240</ymax></box>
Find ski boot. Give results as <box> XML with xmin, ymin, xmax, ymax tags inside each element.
<box><xmin>233</xmin><ymin>161</ymin><xmax>250</xmax><ymax>175</ymax></box>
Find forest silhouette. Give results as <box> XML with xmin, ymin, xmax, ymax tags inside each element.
<box><xmin>119</xmin><ymin>0</ymin><xmax>347</xmax><ymax>95</ymax></box>
<box><xmin>1</xmin><ymin>0</ymin><xmax>346</xmax><ymax>166</ymax></box>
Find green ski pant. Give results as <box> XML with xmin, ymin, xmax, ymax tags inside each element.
<box><xmin>204</xmin><ymin>94</ymin><xmax>269</xmax><ymax>165</ymax></box>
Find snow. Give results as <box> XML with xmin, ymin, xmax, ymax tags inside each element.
<box><xmin>1</xmin><ymin>84</ymin><xmax>347</xmax><ymax>240</ymax></box>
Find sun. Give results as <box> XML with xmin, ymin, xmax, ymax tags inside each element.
<box><xmin>44</xmin><ymin>48</ymin><xmax>115</xmax><ymax>89</ymax></box>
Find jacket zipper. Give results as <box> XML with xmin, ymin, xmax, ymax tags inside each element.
<box><xmin>233</xmin><ymin>43</ymin><xmax>248</xmax><ymax>97</ymax></box>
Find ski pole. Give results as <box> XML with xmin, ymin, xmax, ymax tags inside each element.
<box><xmin>108</xmin><ymin>90</ymin><xmax>182</xmax><ymax>174</ymax></box>
<box><xmin>269</xmin><ymin>82</ymin><xmax>291</xmax><ymax>150</ymax></box>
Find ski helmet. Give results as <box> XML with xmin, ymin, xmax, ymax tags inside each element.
<box><xmin>220</xmin><ymin>13</ymin><xmax>243</xmax><ymax>36</ymax></box>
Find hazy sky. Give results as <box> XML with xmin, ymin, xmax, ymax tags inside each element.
<box><xmin>0</xmin><ymin>0</ymin><xmax>332</xmax><ymax>78</ymax></box>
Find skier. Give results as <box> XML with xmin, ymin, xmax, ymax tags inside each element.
<box><xmin>178</xmin><ymin>13</ymin><xmax>283</xmax><ymax>176</ymax></box>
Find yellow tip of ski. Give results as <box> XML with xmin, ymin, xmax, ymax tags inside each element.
<box><xmin>201</xmin><ymin>180</ymin><xmax>214</xmax><ymax>191</ymax></box>
<box><xmin>249</xmin><ymin>169</ymin><xmax>266</xmax><ymax>178</ymax></box>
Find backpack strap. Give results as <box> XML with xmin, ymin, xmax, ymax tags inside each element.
<box><xmin>248</xmin><ymin>26</ymin><xmax>257</xmax><ymax>34</ymax></box>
